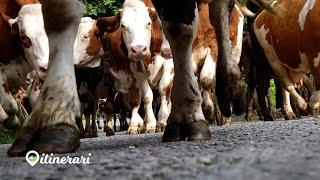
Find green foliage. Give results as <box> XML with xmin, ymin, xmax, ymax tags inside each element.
<box><xmin>83</xmin><ymin>0</ymin><xmax>124</xmax><ymax>18</ymax></box>
<box><xmin>269</xmin><ymin>79</ymin><xmax>276</xmax><ymax>108</ymax></box>
<box><xmin>0</xmin><ymin>126</ymin><xmax>18</xmax><ymax>144</ymax></box>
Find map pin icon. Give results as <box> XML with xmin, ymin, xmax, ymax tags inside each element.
<box><xmin>26</xmin><ymin>150</ymin><xmax>39</xmax><ymax>167</ymax></box>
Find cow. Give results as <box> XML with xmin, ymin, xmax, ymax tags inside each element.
<box><xmin>192</xmin><ymin>3</ymin><xmax>244</xmax><ymax>126</ymax></box>
<box><xmin>0</xmin><ymin>0</ymin><xmax>49</xmax><ymax>126</ymax></box>
<box><xmin>253</xmin><ymin>0</ymin><xmax>320</xmax><ymax>118</ymax></box>
<box><xmin>96</xmin><ymin>0</ymin><xmax>167</xmax><ymax>134</ymax></box>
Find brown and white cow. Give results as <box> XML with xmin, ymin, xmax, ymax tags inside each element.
<box><xmin>97</xmin><ymin>0</ymin><xmax>165</xmax><ymax>134</ymax></box>
<box><xmin>0</xmin><ymin>0</ymin><xmax>49</xmax><ymax>125</ymax></box>
<box><xmin>192</xmin><ymin>3</ymin><xmax>244</xmax><ymax>126</ymax></box>
<box><xmin>253</xmin><ymin>0</ymin><xmax>320</xmax><ymax>116</ymax></box>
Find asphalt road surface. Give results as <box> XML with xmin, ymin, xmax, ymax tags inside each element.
<box><xmin>0</xmin><ymin>118</ymin><xmax>320</xmax><ymax>179</ymax></box>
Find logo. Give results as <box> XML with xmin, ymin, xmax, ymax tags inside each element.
<box><xmin>26</xmin><ymin>150</ymin><xmax>39</xmax><ymax>167</ymax></box>
<box><xmin>25</xmin><ymin>150</ymin><xmax>92</xmax><ymax>166</ymax></box>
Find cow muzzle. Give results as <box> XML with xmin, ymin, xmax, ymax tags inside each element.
<box><xmin>129</xmin><ymin>45</ymin><xmax>151</xmax><ymax>61</ymax></box>
<box><xmin>36</xmin><ymin>64</ymin><xmax>48</xmax><ymax>79</ymax></box>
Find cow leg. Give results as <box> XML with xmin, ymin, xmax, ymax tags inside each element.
<box><xmin>282</xmin><ymin>89</ymin><xmax>296</xmax><ymax>120</ymax></box>
<box><xmin>161</xmin><ymin>6</ymin><xmax>211</xmax><ymax>141</ymax></box>
<box><xmin>128</xmin><ymin>88</ymin><xmax>144</xmax><ymax>134</ymax></box>
<box><xmin>209</xmin><ymin>0</ymin><xmax>246</xmax><ymax>118</ymax></box>
<box><xmin>106</xmin><ymin>114</ymin><xmax>115</xmax><ymax>136</ymax></box>
<box><xmin>308</xmin><ymin>71</ymin><xmax>320</xmax><ymax>116</ymax></box>
<box><xmin>156</xmin><ymin>59</ymin><xmax>174</xmax><ymax>132</ymax></box>
<box><xmin>7</xmin><ymin>0</ymin><xmax>83</xmax><ymax>157</ymax></box>
<box><xmin>83</xmin><ymin>115</ymin><xmax>93</xmax><ymax>138</ymax></box>
<box><xmin>256</xmin><ymin>77</ymin><xmax>274</xmax><ymax>121</ymax></box>
<box><xmin>91</xmin><ymin>104</ymin><xmax>98</xmax><ymax>137</ymax></box>
<box><xmin>76</xmin><ymin>117</ymin><xmax>85</xmax><ymax>138</ymax></box>
<box><xmin>141</xmin><ymin>82</ymin><xmax>156</xmax><ymax>133</ymax></box>
<box><xmin>246</xmin><ymin>88</ymin><xmax>254</xmax><ymax>121</ymax></box>
<box><xmin>120</xmin><ymin>110</ymin><xmax>129</xmax><ymax>131</ymax></box>
<box><xmin>131</xmin><ymin>63</ymin><xmax>157</xmax><ymax>133</ymax></box>
<box><xmin>200</xmin><ymin>50</ymin><xmax>216</xmax><ymax>123</ymax></box>
<box><xmin>148</xmin><ymin>54</ymin><xmax>166</xmax><ymax>86</ymax></box>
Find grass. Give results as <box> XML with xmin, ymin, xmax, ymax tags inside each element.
<box><xmin>0</xmin><ymin>126</ymin><xmax>18</xmax><ymax>144</ymax></box>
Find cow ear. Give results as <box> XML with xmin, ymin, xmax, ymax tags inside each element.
<box><xmin>1</xmin><ymin>13</ymin><xmax>19</xmax><ymax>33</ymax></box>
<box><xmin>96</xmin><ymin>13</ymin><xmax>121</xmax><ymax>35</ymax></box>
<box><xmin>148</xmin><ymin>7</ymin><xmax>158</xmax><ymax>22</ymax></box>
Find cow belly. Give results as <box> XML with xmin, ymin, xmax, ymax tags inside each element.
<box><xmin>254</xmin><ymin>25</ymin><xmax>310</xmax><ymax>83</ymax></box>
<box><xmin>110</xmin><ymin>69</ymin><xmax>133</xmax><ymax>94</ymax></box>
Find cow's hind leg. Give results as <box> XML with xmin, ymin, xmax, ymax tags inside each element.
<box><xmin>161</xmin><ymin>8</ymin><xmax>211</xmax><ymax>142</ymax></box>
<box><xmin>7</xmin><ymin>0</ymin><xmax>83</xmax><ymax>157</ymax></box>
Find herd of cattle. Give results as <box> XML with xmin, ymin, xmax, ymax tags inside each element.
<box><xmin>0</xmin><ymin>0</ymin><xmax>319</xmax><ymax>157</ymax></box>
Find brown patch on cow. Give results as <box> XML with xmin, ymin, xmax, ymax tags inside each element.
<box><xmin>85</xmin><ymin>22</ymin><xmax>102</xmax><ymax>56</ymax></box>
<box><xmin>129</xmin><ymin>87</ymin><xmax>141</xmax><ymax>108</ymax></box>
<box><xmin>229</xmin><ymin>6</ymin><xmax>241</xmax><ymax>46</ymax></box>
<box><xmin>254</xmin><ymin>0</ymin><xmax>307</xmax><ymax>69</ymax></box>
<box><xmin>96</xmin><ymin>13</ymin><xmax>121</xmax><ymax>34</ymax></box>
<box><xmin>192</xmin><ymin>3</ymin><xmax>218</xmax><ymax>66</ymax></box>
<box><xmin>16</xmin><ymin>0</ymin><xmax>39</xmax><ymax>6</ymax></box>
<box><xmin>20</xmin><ymin>29</ymin><xmax>32</xmax><ymax>48</ymax></box>
<box><xmin>0</xmin><ymin>0</ymin><xmax>20</xmax><ymax>65</ymax></box>
<box><xmin>193</xmin><ymin>3</ymin><xmax>241</xmax><ymax>66</ymax></box>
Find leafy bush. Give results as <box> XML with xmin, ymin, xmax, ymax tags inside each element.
<box><xmin>83</xmin><ymin>0</ymin><xmax>124</xmax><ymax>18</ymax></box>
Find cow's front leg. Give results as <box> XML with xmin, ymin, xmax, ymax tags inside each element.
<box><xmin>7</xmin><ymin>0</ymin><xmax>83</xmax><ymax>157</ymax></box>
<box><xmin>131</xmin><ymin>62</ymin><xmax>157</xmax><ymax>133</ymax></box>
<box><xmin>161</xmin><ymin>7</ymin><xmax>211</xmax><ymax>142</ymax></box>
<box><xmin>127</xmin><ymin>88</ymin><xmax>144</xmax><ymax>134</ymax></box>
<box><xmin>156</xmin><ymin>58</ymin><xmax>174</xmax><ymax>132</ymax></box>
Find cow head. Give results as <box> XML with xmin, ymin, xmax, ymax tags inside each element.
<box><xmin>97</xmin><ymin>0</ymin><xmax>158</xmax><ymax>62</ymax></box>
<box><xmin>74</xmin><ymin>17</ymin><xmax>103</xmax><ymax>68</ymax></box>
<box><xmin>1</xmin><ymin>4</ymin><xmax>49</xmax><ymax>79</ymax></box>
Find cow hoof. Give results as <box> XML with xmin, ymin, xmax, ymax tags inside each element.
<box><xmin>162</xmin><ymin>120</ymin><xmax>211</xmax><ymax>142</ymax></box>
<box><xmin>146</xmin><ymin>128</ymin><xmax>155</xmax><ymax>133</ymax></box>
<box><xmin>187</xmin><ymin>120</ymin><xmax>211</xmax><ymax>141</ymax></box>
<box><xmin>162</xmin><ymin>122</ymin><xmax>187</xmax><ymax>142</ymax></box>
<box><xmin>284</xmin><ymin>112</ymin><xmax>297</xmax><ymax>120</ymax></box>
<box><xmin>128</xmin><ymin>127</ymin><xmax>140</xmax><ymax>135</ymax></box>
<box><xmin>106</xmin><ymin>127</ymin><xmax>115</xmax><ymax>136</ymax></box>
<box><xmin>216</xmin><ymin>116</ymin><xmax>231</xmax><ymax>126</ymax></box>
<box><xmin>155</xmin><ymin>123</ymin><xmax>166</xmax><ymax>133</ymax></box>
<box><xmin>8</xmin><ymin>124</ymin><xmax>80</xmax><ymax>157</ymax></box>
<box><xmin>83</xmin><ymin>129</ymin><xmax>93</xmax><ymax>138</ymax></box>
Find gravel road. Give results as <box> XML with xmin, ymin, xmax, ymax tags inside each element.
<box><xmin>0</xmin><ymin>118</ymin><xmax>320</xmax><ymax>180</ymax></box>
